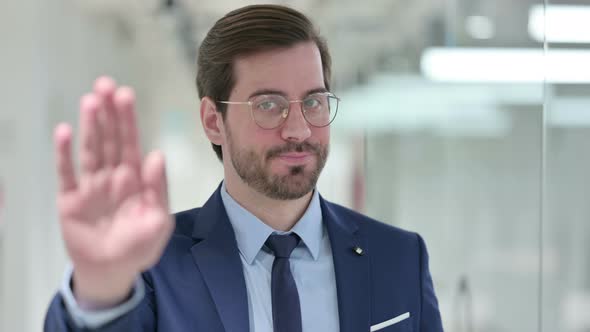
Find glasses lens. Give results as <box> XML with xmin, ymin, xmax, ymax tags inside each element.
<box><xmin>302</xmin><ymin>94</ymin><xmax>338</xmax><ymax>127</ymax></box>
<box><xmin>250</xmin><ymin>95</ymin><xmax>289</xmax><ymax>129</ymax></box>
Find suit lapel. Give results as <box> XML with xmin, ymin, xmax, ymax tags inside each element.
<box><xmin>187</xmin><ymin>189</ymin><xmax>371</xmax><ymax>332</ymax></box>
<box><xmin>322</xmin><ymin>198</ymin><xmax>371</xmax><ymax>332</ymax></box>
<box><xmin>190</xmin><ymin>188</ymin><xmax>250</xmax><ymax>332</ymax></box>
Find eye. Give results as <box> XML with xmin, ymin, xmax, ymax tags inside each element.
<box><xmin>303</xmin><ymin>97</ymin><xmax>321</xmax><ymax>109</ymax></box>
<box><xmin>257</xmin><ymin>100</ymin><xmax>278</xmax><ymax>111</ymax></box>
<box><xmin>253</xmin><ymin>95</ymin><xmax>287</xmax><ymax>113</ymax></box>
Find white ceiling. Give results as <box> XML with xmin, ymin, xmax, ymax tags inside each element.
<box><xmin>70</xmin><ymin>0</ymin><xmax>590</xmax><ymax>90</ymax></box>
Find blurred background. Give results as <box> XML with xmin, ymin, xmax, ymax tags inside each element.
<box><xmin>1</xmin><ymin>0</ymin><xmax>589</xmax><ymax>331</ymax></box>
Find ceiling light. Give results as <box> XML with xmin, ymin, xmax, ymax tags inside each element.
<box><xmin>421</xmin><ymin>47</ymin><xmax>590</xmax><ymax>83</ymax></box>
<box><xmin>465</xmin><ymin>16</ymin><xmax>495</xmax><ymax>40</ymax></box>
<box><xmin>529</xmin><ymin>5</ymin><xmax>590</xmax><ymax>43</ymax></box>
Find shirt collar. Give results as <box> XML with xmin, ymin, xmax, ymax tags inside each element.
<box><xmin>220</xmin><ymin>182</ymin><xmax>323</xmax><ymax>264</ymax></box>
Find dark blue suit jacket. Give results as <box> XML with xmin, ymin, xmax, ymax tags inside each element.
<box><xmin>45</xmin><ymin>186</ymin><xmax>444</xmax><ymax>332</ymax></box>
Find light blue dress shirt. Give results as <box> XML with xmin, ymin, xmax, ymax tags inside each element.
<box><xmin>61</xmin><ymin>183</ymin><xmax>340</xmax><ymax>331</ymax></box>
<box><xmin>220</xmin><ymin>183</ymin><xmax>340</xmax><ymax>332</ymax></box>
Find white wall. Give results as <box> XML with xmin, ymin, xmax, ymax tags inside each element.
<box><xmin>0</xmin><ymin>0</ymin><xmax>218</xmax><ymax>330</ymax></box>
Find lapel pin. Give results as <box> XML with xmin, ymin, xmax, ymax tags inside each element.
<box><xmin>353</xmin><ymin>246</ymin><xmax>364</xmax><ymax>256</ymax></box>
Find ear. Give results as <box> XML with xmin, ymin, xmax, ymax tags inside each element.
<box><xmin>200</xmin><ymin>96</ymin><xmax>225</xmax><ymax>146</ymax></box>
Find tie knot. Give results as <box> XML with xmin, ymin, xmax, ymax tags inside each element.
<box><xmin>265</xmin><ymin>233</ymin><xmax>300</xmax><ymax>258</ymax></box>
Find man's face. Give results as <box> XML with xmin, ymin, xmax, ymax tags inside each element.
<box><xmin>222</xmin><ymin>41</ymin><xmax>330</xmax><ymax>200</ymax></box>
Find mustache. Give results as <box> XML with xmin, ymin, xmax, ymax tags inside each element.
<box><xmin>266</xmin><ymin>142</ymin><xmax>322</xmax><ymax>160</ymax></box>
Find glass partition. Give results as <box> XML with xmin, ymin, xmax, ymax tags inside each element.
<box><xmin>353</xmin><ymin>1</ymin><xmax>547</xmax><ymax>331</ymax></box>
<box><xmin>543</xmin><ymin>3</ymin><xmax>590</xmax><ymax>332</ymax></box>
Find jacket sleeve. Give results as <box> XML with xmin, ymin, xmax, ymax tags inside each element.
<box><xmin>417</xmin><ymin>234</ymin><xmax>445</xmax><ymax>332</ymax></box>
<box><xmin>44</xmin><ymin>272</ymin><xmax>157</xmax><ymax>332</ymax></box>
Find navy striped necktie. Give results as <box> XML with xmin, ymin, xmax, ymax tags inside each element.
<box><xmin>265</xmin><ymin>233</ymin><xmax>302</xmax><ymax>332</ymax></box>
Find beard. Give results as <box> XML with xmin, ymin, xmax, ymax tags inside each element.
<box><xmin>227</xmin><ymin>134</ymin><xmax>328</xmax><ymax>200</ymax></box>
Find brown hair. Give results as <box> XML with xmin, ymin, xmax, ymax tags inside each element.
<box><xmin>196</xmin><ymin>4</ymin><xmax>332</xmax><ymax>161</ymax></box>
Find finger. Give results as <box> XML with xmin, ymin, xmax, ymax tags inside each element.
<box><xmin>94</xmin><ymin>76</ymin><xmax>121</xmax><ymax>167</ymax></box>
<box><xmin>110</xmin><ymin>164</ymin><xmax>141</xmax><ymax>205</ymax></box>
<box><xmin>54</xmin><ymin>123</ymin><xmax>78</xmax><ymax>193</ymax></box>
<box><xmin>114</xmin><ymin>86</ymin><xmax>141</xmax><ymax>171</ymax></box>
<box><xmin>141</xmin><ymin>151</ymin><xmax>169</xmax><ymax>209</ymax></box>
<box><xmin>79</xmin><ymin>94</ymin><xmax>103</xmax><ymax>175</ymax></box>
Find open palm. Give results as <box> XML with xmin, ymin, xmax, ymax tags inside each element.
<box><xmin>54</xmin><ymin>77</ymin><xmax>173</xmax><ymax>305</ymax></box>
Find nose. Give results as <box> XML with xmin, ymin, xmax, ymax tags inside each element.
<box><xmin>280</xmin><ymin>102</ymin><xmax>311</xmax><ymax>142</ymax></box>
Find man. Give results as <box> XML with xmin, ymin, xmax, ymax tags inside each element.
<box><xmin>45</xmin><ymin>4</ymin><xmax>443</xmax><ymax>332</ymax></box>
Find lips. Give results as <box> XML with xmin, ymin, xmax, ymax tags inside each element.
<box><xmin>266</xmin><ymin>142</ymin><xmax>321</xmax><ymax>165</ymax></box>
<box><xmin>276</xmin><ymin>152</ymin><xmax>313</xmax><ymax>164</ymax></box>
<box><xmin>279</xmin><ymin>152</ymin><xmax>312</xmax><ymax>158</ymax></box>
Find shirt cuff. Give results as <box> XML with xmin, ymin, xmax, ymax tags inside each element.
<box><xmin>59</xmin><ymin>264</ymin><xmax>145</xmax><ymax>329</ymax></box>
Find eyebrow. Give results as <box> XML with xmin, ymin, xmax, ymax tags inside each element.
<box><xmin>247</xmin><ymin>87</ymin><xmax>328</xmax><ymax>100</ymax></box>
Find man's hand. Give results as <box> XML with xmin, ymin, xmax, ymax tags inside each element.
<box><xmin>54</xmin><ymin>76</ymin><xmax>173</xmax><ymax>308</ymax></box>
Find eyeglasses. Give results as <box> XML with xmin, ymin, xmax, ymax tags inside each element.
<box><xmin>218</xmin><ymin>92</ymin><xmax>340</xmax><ymax>129</ymax></box>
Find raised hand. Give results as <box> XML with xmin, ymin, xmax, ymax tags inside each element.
<box><xmin>54</xmin><ymin>76</ymin><xmax>173</xmax><ymax>307</ymax></box>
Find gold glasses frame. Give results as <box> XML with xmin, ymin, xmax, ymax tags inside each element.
<box><xmin>217</xmin><ymin>92</ymin><xmax>340</xmax><ymax>130</ymax></box>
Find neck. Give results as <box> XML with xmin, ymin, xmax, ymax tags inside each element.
<box><xmin>224</xmin><ymin>176</ymin><xmax>313</xmax><ymax>232</ymax></box>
